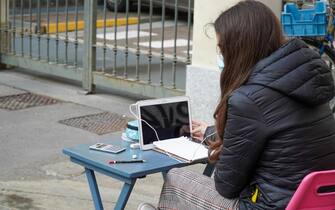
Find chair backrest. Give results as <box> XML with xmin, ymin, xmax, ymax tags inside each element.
<box><xmin>286</xmin><ymin>170</ymin><xmax>335</xmax><ymax>210</ymax></box>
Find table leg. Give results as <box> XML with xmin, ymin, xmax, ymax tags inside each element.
<box><xmin>203</xmin><ymin>163</ymin><xmax>215</xmax><ymax>177</ymax></box>
<box><xmin>85</xmin><ymin>168</ymin><xmax>104</xmax><ymax>210</ymax></box>
<box><xmin>114</xmin><ymin>179</ymin><xmax>136</xmax><ymax>210</ymax></box>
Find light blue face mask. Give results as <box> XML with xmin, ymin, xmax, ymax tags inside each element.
<box><xmin>217</xmin><ymin>54</ymin><xmax>225</xmax><ymax>71</ymax></box>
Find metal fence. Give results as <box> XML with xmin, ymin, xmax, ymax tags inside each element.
<box><xmin>0</xmin><ymin>0</ymin><xmax>193</xmax><ymax>98</ymax></box>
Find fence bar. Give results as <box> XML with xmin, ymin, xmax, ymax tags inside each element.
<box><xmin>65</xmin><ymin>0</ymin><xmax>69</xmax><ymax>65</ymax></box>
<box><xmin>102</xmin><ymin>0</ymin><xmax>107</xmax><ymax>72</ymax></box>
<box><xmin>6</xmin><ymin>0</ymin><xmax>12</xmax><ymax>53</ymax></box>
<box><xmin>147</xmin><ymin>0</ymin><xmax>153</xmax><ymax>84</ymax></box>
<box><xmin>135</xmin><ymin>0</ymin><xmax>141</xmax><ymax>81</ymax></box>
<box><xmin>46</xmin><ymin>0</ymin><xmax>50</xmax><ymax>62</ymax></box>
<box><xmin>0</xmin><ymin>0</ymin><xmax>2</xmax><ymax>54</ymax></box>
<box><xmin>29</xmin><ymin>0</ymin><xmax>32</xmax><ymax>58</ymax></box>
<box><xmin>20</xmin><ymin>0</ymin><xmax>23</xmax><ymax>56</ymax></box>
<box><xmin>45</xmin><ymin>0</ymin><xmax>50</xmax><ymax>62</ymax></box>
<box><xmin>0</xmin><ymin>0</ymin><xmax>1</xmax><ymax>54</ymax></box>
<box><xmin>83</xmin><ymin>0</ymin><xmax>97</xmax><ymax>92</ymax></box>
<box><xmin>172</xmin><ymin>0</ymin><xmax>178</xmax><ymax>89</ymax></box>
<box><xmin>112</xmin><ymin>0</ymin><xmax>118</xmax><ymax>76</ymax></box>
<box><xmin>55</xmin><ymin>0</ymin><xmax>59</xmax><ymax>63</ymax></box>
<box><xmin>74</xmin><ymin>0</ymin><xmax>79</xmax><ymax>67</ymax></box>
<box><xmin>37</xmin><ymin>0</ymin><xmax>41</xmax><ymax>60</ymax></box>
<box><xmin>160</xmin><ymin>0</ymin><xmax>166</xmax><ymax>86</ymax></box>
<box><xmin>12</xmin><ymin>0</ymin><xmax>16</xmax><ymax>55</ymax></box>
<box><xmin>4</xmin><ymin>0</ymin><xmax>9</xmax><ymax>53</ymax></box>
<box><xmin>124</xmin><ymin>0</ymin><xmax>130</xmax><ymax>78</ymax></box>
<box><xmin>186</xmin><ymin>0</ymin><xmax>192</xmax><ymax>64</ymax></box>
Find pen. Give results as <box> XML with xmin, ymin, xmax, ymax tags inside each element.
<box><xmin>108</xmin><ymin>160</ymin><xmax>146</xmax><ymax>164</ymax></box>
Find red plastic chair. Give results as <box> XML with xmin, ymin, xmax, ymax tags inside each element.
<box><xmin>286</xmin><ymin>170</ymin><xmax>335</xmax><ymax>210</ymax></box>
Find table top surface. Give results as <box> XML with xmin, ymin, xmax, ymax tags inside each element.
<box><xmin>63</xmin><ymin>133</ymin><xmax>194</xmax><ymax>179</ymax></box>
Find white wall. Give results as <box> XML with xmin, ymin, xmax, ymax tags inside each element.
<box><xmin>191</xmin><ymin>0</ymin><xmax>238</xmax><ymax>69</ymax></box>
<box><xmin>187</xmin><ymin>0</ymin><xmax>282</xmax><ymax>124</ymax></box>
<box><xmin>192</xmin><ymin>0</ymin><xmax>282</xmax><ymax>69</ymax></box>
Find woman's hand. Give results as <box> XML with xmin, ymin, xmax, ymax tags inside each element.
<box><xmin>191</xmin><ymin>120</ymin><xmax>208</xmax><ymax>141</ymax></box>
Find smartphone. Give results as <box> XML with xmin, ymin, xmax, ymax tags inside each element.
<box><xmin>89</xmin><ymin>143</ymin><xmax>126</xmax><ymax>154</ymax></box>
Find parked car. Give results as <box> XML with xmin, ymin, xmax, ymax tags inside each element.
<box><xmin>106</xmin><ymin>0</ymin><xmax>194</xmax><ymax>12</ymax></box>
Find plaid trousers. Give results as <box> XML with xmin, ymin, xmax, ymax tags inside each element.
<box><xmin>158</xmin><ymin>168</ymin><xmax>239</xmax><ymax>210</ymax></box>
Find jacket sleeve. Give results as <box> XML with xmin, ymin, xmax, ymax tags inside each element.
<box><xmin>214</xmin><ymin>91</ymin><xmax>268</xmax><ymax>199</ymax></box>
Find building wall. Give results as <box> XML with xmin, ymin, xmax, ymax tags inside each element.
<box><xmin>187</xmin><ymin>0</ymin><xmax>282</xmax><ymax>124</ymax></box>
<box><xmin>192</xmin><ymin>0</ymin><xmax>282</xmax><ymax>69</ymax></box>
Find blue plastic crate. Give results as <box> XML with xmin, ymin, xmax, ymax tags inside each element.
<box><xmin>281</xmin><ymin>0</ymin><xmax>327</xmax><ymax>37</ymax></box>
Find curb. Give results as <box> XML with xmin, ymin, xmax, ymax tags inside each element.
<box><xmin>40</xmin><ymin>17</ymin><xmax>139</xmax><ymax>34</ymax></box>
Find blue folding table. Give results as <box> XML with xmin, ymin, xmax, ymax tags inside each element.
<box><xmin>63</xmin><ymin>133</ymin><xmax>214</xmax><ymax>210</ymax></box>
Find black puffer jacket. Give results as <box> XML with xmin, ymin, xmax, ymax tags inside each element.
<box><xmin>214</xmin><ymin>39</ymin><xmax>335</xmax><ymax>210</ymax></box>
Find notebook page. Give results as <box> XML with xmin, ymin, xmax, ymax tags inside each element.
<box><xmin>153</xmin><ymin>137</ymin><xmax>208</xmax><ymax>161</ymax></box>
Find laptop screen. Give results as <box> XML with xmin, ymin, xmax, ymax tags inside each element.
<box><xmin>139</xmin><ymin>101</ymin><xmax>191</xmax><ymax>145</ymax></box>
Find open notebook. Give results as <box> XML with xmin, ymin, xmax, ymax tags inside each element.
<box><xmin>153</xmin><ymin>136</ymin><xmax>208</xmax><ymax>163</ymax></box>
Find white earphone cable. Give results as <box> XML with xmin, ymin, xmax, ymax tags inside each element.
<box><xmin>190</xmin><ymin>131</ymin><xmax>217</xmax><ymax>162</ymax></box>
<box><xmin>129</xmin><ymin>103</ymin><xmax>161</xmax><ymax>142</ymax></box>
<box><xmin>129</xmin><ymin>103</ymin><xmax>217</xmax><ymax>163</ymax></box>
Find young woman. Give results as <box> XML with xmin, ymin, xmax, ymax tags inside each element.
<box><xmin>138</xmin><ymin>1</ymin><xmax>335</xmax><ymax>209</ymax></box>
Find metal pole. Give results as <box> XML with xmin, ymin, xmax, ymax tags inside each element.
<box><xmin>37</xmin><ymin>0</ymin><xmax>41</xmax><ymax>60</ymax></box>
<box><xmin>65</xmin><ymin>0</ymin><xmax>69</xmax><ymax>65</ymax></box>
<box><xmin>74</xmin><ymin>0</ymin><xmax>79</xmax><ymax>67</ymax></box>
<box><xmin>12</xmin><ymin>0</ymin><xmax>16</xmax><ymax>55</ymax></box>
<box><xmin>124</xmin><ymin>0</ymin><xmax>130</xmax><ymax>78</ymax></box>
<box><xmin>0</xmin><ymin>0</ymin><xmax>10</xmax><ymax>53</ymax></box>
<box><xmin>147</xmin><ymin>0</ymin><xmax>153</xmax><ymax>84</ymax></box>
<box><xmin>20</xmin><ymin>0</ymin><xmax>23</xmax><ymax>56</ymax></box>
<box><xmin>172</xmin><ymin>0</ymin><xmax>178</xmax><ymax>89</ymax></box>
<box><xmin>113</xmin><ymin>0</ymin><xmax>118</xmax><ymax>76</ymax></box>
<box><xmin>1</xmin><ymin>0</ymin><xmax>9</xmax><ymax>55</ymax></box>
<box><xmin>29</xmin><ymin>0</ymin><xmax>32</xmax><ymax>58</ymax></box>
<box><xmin>55</xmin><ymin>0</ymin><xmax>59</xmax><ymax>63</ymax></box>
<box><xmin>159</xmin><ymin>0</ymin><xmax>166</xmax><ymax>86</ymax></box>
<box><xmin>1</xmin><ymin>0</ymin><xmax>10</xmax><ymax>65</ymax></box>
<box><xmin>102</xmin><ymin>0</ymin><xmax>107</xmax><ymax>72</ymax></box>
<box><xmin>83</xmin><ymin>0</ymin><xmax>97</xmax><ymax>93</ymax></box>
<box><xmin>136</xmin><ymin>0</ymin><xmax>141</xmax><ymax>81</ymax></box>
<box><xmin>46</xmin><ymin>0</ymin><xmax>50</xmax><ymax>62</ymax></box>
<box><xmin>0</xmin><ymin>0</ymin><xmax>4</xmax><ymax>55</ymax></box>
<box><xmin>186</xmin><ymin>0</ymin><xmax>192</xmax><ymax>65</ymax></box>
<box><xmin>0</xmin><ymin>0</ymin><xmax>2</xmax><ymax>55</ymax></box>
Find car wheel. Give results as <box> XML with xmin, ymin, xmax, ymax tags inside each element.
<box><xmin>106</xmin><ymin>0</ymin><xmax>127</xmax><ymax>12</ymax></box>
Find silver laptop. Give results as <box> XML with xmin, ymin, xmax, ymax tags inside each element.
<box><xmin>136</xmin><ymin>96</ymin><xmax>193</xmax><ymax>150</ymax></box>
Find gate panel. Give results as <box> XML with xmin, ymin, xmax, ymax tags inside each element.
<box><xmin>0</xmin><ymin>0</ymin><xmax>193</xmax><ymax>98</ymax></box>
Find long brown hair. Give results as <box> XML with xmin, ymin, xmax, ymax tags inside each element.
<box><xmin>208</xmin><ymin>0</ymin><xmax>284</xmax><ymax>162</ymax></box>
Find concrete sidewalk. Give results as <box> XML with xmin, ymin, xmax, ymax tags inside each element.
<box><xmin>0</xmin><ymin>69</ymin><xmax>205</xmax><ymax>210</ymax></box>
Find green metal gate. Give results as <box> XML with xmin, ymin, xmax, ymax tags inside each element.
<box><xmin>0</xmin><ymin>0</ymin><xmax>193</xmax><ymax>98</ymax></box>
